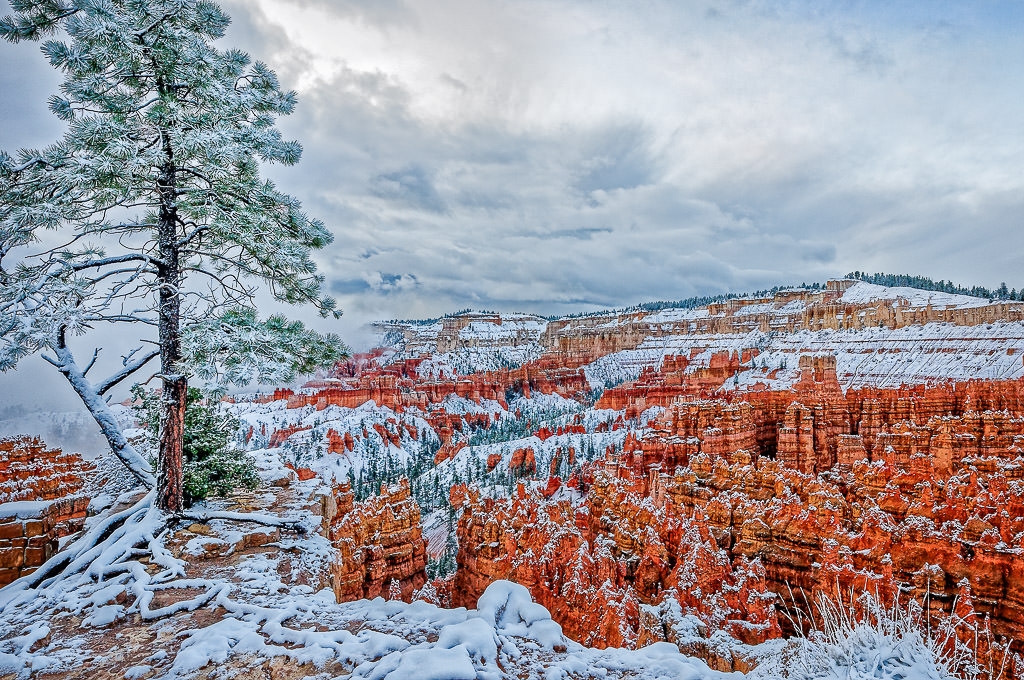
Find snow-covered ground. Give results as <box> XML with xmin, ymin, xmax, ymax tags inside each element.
<box><xmin>379</xmin><ymin>314</ymin><xmax>549</xmax><ymax>377</ymax></box>
<box><xmin>0</xmin><ymin>442</ymin><xmax>737</xmax><ymax>680</ymax></box>
<box><xmin>838</xmin><ymin>281</ymin><xmax>991</xmax><ymax>309</ymax></box>
<box><xmin>226</xmin><ymin>391</ymin><xmax>627</xmax><ymax>508</ymax></box>
<box><xmin>415</xmin><ymin>344</ymin><xmax>545</xmax><ymax>378</ymax></box>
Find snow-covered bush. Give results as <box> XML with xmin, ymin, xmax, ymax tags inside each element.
<box><xmin>755</xmin><ymin>590</ymin><xmax>1013</xmax><ymax>680</ymax></box>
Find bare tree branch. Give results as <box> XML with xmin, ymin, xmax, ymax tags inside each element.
<box><xmin>82</xmin><ymin>348</ymin><xmax>100</xmax><ymax>376</ymax></box>
<box><xmin>96</xmin><ymin>348</ymin><xmax>160</xmax><ymax>396</ymax></box>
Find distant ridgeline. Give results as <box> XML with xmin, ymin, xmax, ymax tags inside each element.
<box><xmin>557</xmin><ymin>284</ymin><xmax>827</xmax><ymax>319</ymax></box>
<box><xmin>384</xmin><ymin>287</ymin><xmax>830</xmax><ymax>325</ymax></box>
<box><xmin>384</xmin><ymin>272</ymin><xmax>1019</xmax><ymax>326</ymax></box>
<box><xmin>847</xmin><ymin>271</ymin><xmax>1021</xmax><ymax>301</ymax></box>
<box><xmin>583</xmin><ymin>272</ymin><xmax>1022</xmax><ymax>315</ymax></box>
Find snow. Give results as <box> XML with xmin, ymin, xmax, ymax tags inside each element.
<box><xmin>582</xmin><ymin>322</ymin><xmax>1024</xmax><ymax>393</ymax></box>
<box><xmin>477</xmin><ymin>581</ymin><xmax>568</xmax><ymax>651</ymax></box>
<box><xmin>0</xmin><ymin>500</ymin><xmax>60</xmax><ymax>520</ymax></box>
<box><xmin>417</xmin><ymin>344</ymin><xmax>545</xmax><ymax>378</ymax></box>
<box><xmin>750</xmin><ymin>600</ymin><xmax>954</xmax><ymax>680</ymax></box>
<box><xmin>644</xmin><ymin>308</ymin><xmax>711</xmax><ymax>324</ymax></box>
<box><xmin>360</xmin><ymin>646</ymin><xmax>480</xmax><ymax>680</ymax></box>
<box><xmin>247</xmin><ymin>447</ymin><xmax>296</xmax><ymax>486</ymax></box>
<box><xmin>423</xmin><ymin>416</ymin><xmax>626</xmax><ymax>500</ymax></box>
<box><xmin>776</xmin><ymin>300</ymin><xmax>808</xmax><ymax>314</ymax></box>
<box><xmin>82</xmin><ymin>604</ymin><xmax>122</xmax><ymax>627</ymax></box>
<box><xmin>181</xmin><ymin>535</ymin><xmax>223</xmax><ymax>556</ymax></box>
<box><xmin>732</xmin><ymin>302</ymin><xmax>777</xmax><ymax>316</ymax></box>
<box><xmin>584</xmin><ymin>345</ymin><xmax>678</xmax><ymax>389</ymax></box>
<box><xmin>144</xmin><ymin>567</ymin><xmax>731</xmax><ymax>680</ymax></box>
<box><xmin>377</xmin><ymin>314</ymin><xmax>548</xmax><ymax>377</ymax></box>
<box><xmin>438</xmin><ymin>393</ymin><xmax>504</xmax><ymax>417</ymax></box>
<box><xmin>422</xmin><ymin>509</ymin><xmax>454</xmax><ymax>557</ymax></box>
<box><xmin>227</xmin><ymin>399</ymin><xmax>440</xmax><ymax>484</ymax></box>
<box><xmin>436</xmin><ymin>618</ymin><xmax>501</xmax><ymax>664</ymax></box>
<box><xmin>840</xmin><ymin>281</ymin><xmax>990</xmax><ymax>309</ymax></box>
<box><xmin>458</xmin><ymin>317</ymin><xmax>547</xmax><ymax>341</ymax></box>
<box><xmin>228</xmin><ymin>387</ymin><xmax>621</xmax><ymax>507</ymax></box>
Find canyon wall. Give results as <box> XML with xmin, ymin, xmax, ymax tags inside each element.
<box><xmin>450</xmin><ymin>356</ymin><xmax>1024</xmax><ymax>658</ymax></box>
<box><xmin>375</xmin><ymin>280</ymin><xmax>1024</xmax><ymax>370</ymax></box>
<box><xmin>450</xmin><ymin>480</ymin><xmax>780</xmax><ymax>669</ymax></box>
<box><xmin>254</xmin><ymin>280</ymin><xmax>1024</xmax><ymax>670</ymax></box>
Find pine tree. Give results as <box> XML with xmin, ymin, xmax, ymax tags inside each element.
<box><xmin>0</xmin><ymin>1</ymin><xmax>347</xmax><ymax>511</ymax></box>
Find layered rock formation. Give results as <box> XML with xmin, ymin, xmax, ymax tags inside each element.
<box><xmin>586</xmin><ymin>356</ymin><xmax>1024</xmax><ymax>645</ymax></box>
<box><xmin>451</xmin><ymin>479</ymin><xmax>781</xmax><ymax>662</ymax></box>
<box><xmin>0</xmin><ymin>436</ymin><xmax>92</xmax><ymax>586</ymax></box>
<box><xmin>0</xmin><ymin>435</ymin><xmax>93</xmax><ymax>504</ymax></box>
<box><xmin>376</xmin><ymin>280</ymin><xmax>1024</xmax><ymax>377</ymax></box>
<box><xmin>328</xmin><ymin>479</ymin><xmax>428</xmax><ymax>603</ymax></box>
<box><xmin>424</xmin><ymin>346</ymin><xmax>1024</xmax><ymax>664</ymax></box>
<box><xmin>251</xmin><ymin>279</ymin><xmax>1024</xmax><ymax>672</ymax></box>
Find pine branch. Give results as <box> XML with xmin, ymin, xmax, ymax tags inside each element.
<box><xmin>82</xmin><ymin>347</ymin><xmax>100</xmax><ymax>376</ymax></box>
<box><xmin>52</xmin><ymin>337</ymin><xmax>156</xmax><ymax>487</ymax></box>
<box><xmin>69</xmin><ymin>253</ymin><xmax>166</xmax><ymax>272</ymax></box>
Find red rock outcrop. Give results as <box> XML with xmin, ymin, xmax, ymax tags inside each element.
<box><xmin>0</xmin><ymin>436</ymin><xmax>92</xmax><ymax>503</ymax></box>
<box><xmin>441</xmin><ymin>351</ymin><xmax>1024</xmax><ymax>665</ymax></box>
<box><xmin>593</xmin><ymin>372</ymin><xmax>1024</xmax><ymax>652</ymax></box>
<box><xmin>268</xmin><ymin>424</ymin><xmax>311</xmax><ymax>448</ymax></box>
<box><xmin>451</xmin><ymin>479</ymin><xmax>781</xmax><ymax>656</ymax></box>
<box><xmin>329</xmin><ymin>479</ymin><xmax>427</xmax><ymax>603</ymax></box>
<box><xmin>268</xmin><ymin>284</ymin><xmax>1024</xmax><ymax>669</ymax></box>
<box><xmin>0</xmin><ymin>436</ymin><xmax>92</xmax><ymax>586</ymax></box>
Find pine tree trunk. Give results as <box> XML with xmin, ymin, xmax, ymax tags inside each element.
<box><xmin>156</xmin><ymin>130</ymin><xmax>186</xmax><ymax>513</ymax></box>
<box><xmin>158</xmin><ymin>376</ymin><xmax>186</xmax><ymax>512</ymax></box>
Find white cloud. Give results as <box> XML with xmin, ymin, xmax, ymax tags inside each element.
<box><xmin>2</xmin><ymin>0</ymin><xmax>1024</xmax><ymax>350</ymax></box>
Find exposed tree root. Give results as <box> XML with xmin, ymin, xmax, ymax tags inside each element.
<box><xmin>0</xmin><ymin>491</ymin><xmax>309</xmax><ymax>627</ymax></box>
<box><xmin>178</xmin><ymin>509</ymin><xmax>309</xmax><ymax>534</ymax></box>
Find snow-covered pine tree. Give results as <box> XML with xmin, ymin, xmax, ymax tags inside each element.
<box><xmin>0</xmin><ymin>1</ymin><xmax>347</xmax><ymax>512</ymax></box>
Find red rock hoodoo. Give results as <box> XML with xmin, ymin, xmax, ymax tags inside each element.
<box><xmin>328</xmin><ymin>479</ymin><xmax>428</xmax><ymax>603</ymax></box>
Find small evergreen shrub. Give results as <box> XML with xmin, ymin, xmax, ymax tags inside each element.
<box><xmin>132</xmin><ymin>385</ymin><xmax>259</xmax><ymax>505</ymax></box>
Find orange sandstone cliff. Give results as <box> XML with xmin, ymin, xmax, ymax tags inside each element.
<box><xmin>327</xmin><ymin>479</ymin><xmax>428</xmax><ymax>603</ymax></box>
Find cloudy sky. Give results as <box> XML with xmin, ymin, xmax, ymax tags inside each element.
<box><xmin>1</xmin><ymin>0</ymin><xmax>1023</xmax><ymax>419</ymax></box>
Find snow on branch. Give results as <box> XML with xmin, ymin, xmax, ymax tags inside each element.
<box><xmin>69</xmin><ymin>253</ymin><xmax>165</xmax><ymax>272</ymax></box>
<box><xmin>53</xmin><ymin>342</ymin><xmax>156</xmax><ymax>486</ymax></box>
<box><xmin>95</xmin><ymin>347</ymin><xmax>160</xmax><ymax>396</ymax></box>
